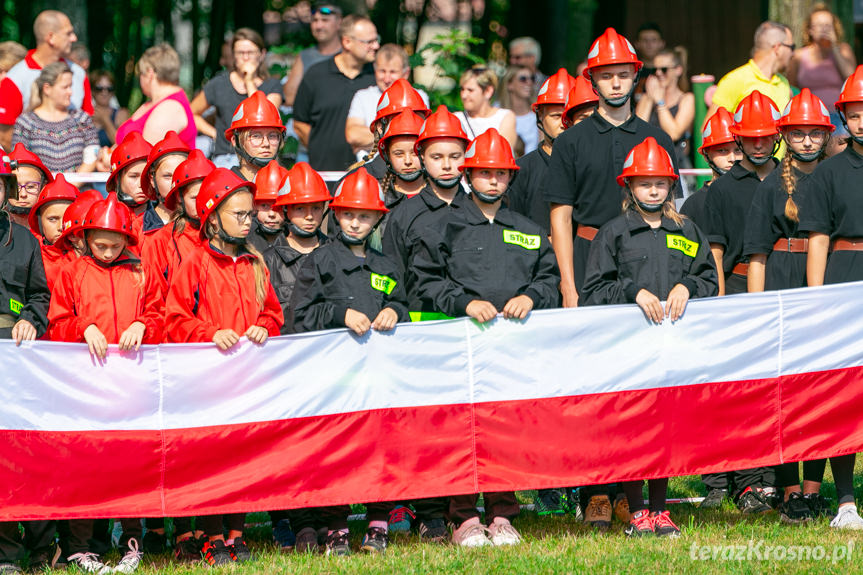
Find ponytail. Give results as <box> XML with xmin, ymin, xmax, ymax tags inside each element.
<box><xmin>781</xmin><ymin>153</ymin><xmax>799</xmax><ymax>222</ymax></box>
<box><xmin>245</xmin><ymin>243</ymin><xmax>270</xmax><ymax>309</ymax></box>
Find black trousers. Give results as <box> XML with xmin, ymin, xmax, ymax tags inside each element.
<box><xmin>0</xmin><ymin>521</ymin><xmax>56</xmax><ymax>564</ymax></box>
<box><xmin>197</xmin><ymin>514</ymin><xmax>246</xmax><ymax>538</ymax></box>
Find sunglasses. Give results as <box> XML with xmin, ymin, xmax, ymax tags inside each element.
<box><xmin>516</xmin><ymin>74</ymin><xmax>535</xmax><ymax>83</ymax></box>
<box><xmin>313</xmin><ymin>6</ymin><xmax>338</xmax><ymax>15</ymax></box>
<box><xmin>94</xmin><ymin>85</ymin><xmax>115</xmax><ymax>93</ymax></box>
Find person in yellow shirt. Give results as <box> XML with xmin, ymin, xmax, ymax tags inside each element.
<box><xmin>707</xmin><ymin>21</ymin><xmax>794</xmax><ymax>120</ymax></box>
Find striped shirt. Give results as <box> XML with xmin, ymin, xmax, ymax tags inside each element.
<box><xmin>12</xmin><ymin>110</ymin><xmax>99</xmax><ymax>173</ymax></box>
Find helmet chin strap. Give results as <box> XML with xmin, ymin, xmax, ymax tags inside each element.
<box><xmin>336</xmin><ymin>212</ymin><xmax>383</xmax><ymax>246</ymax></box>
<box><xmin>256</xmin><ymin>219</ymin><xmax>282</xmax><ymax>237</ymax></box>
<box><xmin>590</xmin><ymin>69</ymin><xmax>638</xmax><ymax>109</ymax></box>
<box><xmin>214</xmin><ymin>212</ymin><xmax>248</xmax><ymax>246</ymax></box>
<box><xmin>381</xmin><ymin>149</ymin><xmax>424</xmax><ymax>182</ymax></box>
<box><xmin>424</xmin><ymin>170</ymin><xmax>461</xmax><ymax>189</ymax></box>
<box><xmin>536</xmin><ymin>113</ymin><xmax>557</xmax><ymax>146</ymax></box>
<box><xmin>735</xmin><ymin>137</ymin><xmax>779</xmax><ymax>167</ymax></box>
<box><xmin>704</xmin><ymin>155</ymin><xmax>730</xmax><ymax>177</ymax></box>
<box><xmin>233</xmin><ymin>135</ymin><xmax>281</xmax><ymax>168</ymax></box>
<box><xmin>287</xmin><ymin>222</ymin><xmax>318</xmax><ymax>238</ymax></box>
<box><xmin>465</xmin><ymin>171</ymin><xmax>517</xmax><ymax>204</ymax></box>
<box><xmin>117</xmin><ymin>190</ymin><xmax>146</xmax><ymax>209</ymax></box>
<box><xmin>5</xmin><ymin>204</ymin><xmax>30</xmax><ymax>215</ymax></box>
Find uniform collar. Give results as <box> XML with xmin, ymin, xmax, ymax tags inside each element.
<box><xmin>87</xmin><ymin>252</ymin><xmax>142</xmax><ymax>268</ymax></box>
<box><xmin>729</xmin><ymin>159</ymin><xmax>777</xmax><ymax>180</ymax></box>
<box><xmin>590</xmin><ymin>111</ymin><xmax>638</xmax><ymax>134</ymax></box>
<box><xmin>843</xmin><ymin>145</ymin><xmax>863</xmax><ymax>168</ymax></box>
<box><xmin>624</xmin><ymin>208</ymin><xmax>683</xmax><ymax>233</ymax></box>
<box><xmin>331</xmin><ymin>237</ymin><xmax>380</xmax><ymax>271</ymax></box>
<box><xmin>205</xmin><ymin>241</ymin><xmax>256</xmax><ymax>261</ymax></box>
<box><xmin>746</xmin><ymin>59</ymin><xmax>784</xmax><ymax>86</ymax></box>
<box><xmin>461</xmin><ymin>195</ymin><xmax>517</xmax><ymax>226</ymax></box>
<box><xmin>419</xmin><ymin>184</ymin><xmax>464</xmax><ymax>210</ymax></box>
<box><xmin>274</xmin><ymin>230</ymin><xmax>327</xmax><ymax>263</ymax></box>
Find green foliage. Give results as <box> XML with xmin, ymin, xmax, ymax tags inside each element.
<box><xmin>411</xmin><ymin>29</ymin><xmax>486</xmax><ymax>110</ymax></box>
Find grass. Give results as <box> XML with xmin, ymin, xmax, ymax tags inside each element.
<box><xmin>41</xmin><ymin>467</ymin><xmax>863</xmax><ymax>574</ymax></box>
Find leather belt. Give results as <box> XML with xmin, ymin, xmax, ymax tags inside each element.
<box><xmin>772</xmin><ymin>237</ymin><xmax>808</xmax><ymax>253</ymax></box>
<box><xmin>576</xmin><ymin>224</ymin><xmax>598</xmax><ymax>242</ymax></box>
<box><xmin>732</xmin><ymin>262</ymin><xmax>749</xmax><ymax>276</ymax></box>
<box><xmin>832</xmin><ymin>238</ymin><xmax>863</xmax><ymax>252</ymax></box>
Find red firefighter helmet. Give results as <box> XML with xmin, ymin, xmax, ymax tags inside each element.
<box><xmin>584</xmin><ymin>28</ymin><xmax>642</xmax><ymax>79</ymax></box>
<box><xmin>459</xmin><ymin>129</ymin><xmax>520</xmax><ymax>172</ymax></box>
<box><xmin>141</xmin><ymin>131</ymin><xmax>190</xmax><ymax>199</ymax></box>
<box><xmin>616</xmin><ymin>137</ymin><xmax>678</xmax><ymax>186</ymax></box>
<box><xmin>107</xmin><ymin>131</ymin><xmax>152</xmax><ymax>192</ymax></box>
<box><xmin>778</xmin><ymin>88</ymin><xmax>835</xmax><ymax>131</ymax></box>
<box><xmin>9</xmin><ymin>143</ymin><xmax>54</xmax><ymax>184</ymax></box>
<box><xmin>730</xmin><ymin>91</ymin><xmax>781</xmax><ymax>138</ymax></box>
<box><xmin>254</xmin><ymin>160</ymin><xmax>289</xmax><ymax>203</ymax></box>
<box><xmin>28</xmin><ymin>174</ymin><xmax>79</xmax><ymax>235</ymax></box>
<box><xmin>835</xmin><ymin>65</ymin><xmax>863</xmax><ymax>110</ymax></box>
<box><xmin>330</xmin><ymin>167</ymin><xmax>387</xmax><ymax>213</ymax></box>
<box><xmin>533</xmin><ymin>68</ymin><xmax>576</xmax><ymax>111</ymax></box>
<box><xmin>699</xmin><ymin>107</ymin><xmax>736</xmax><ymax>153</ymax></box>
<box><xmin>415</xmin><ymin>105</ymin><xmax>470</xmax><ymax>152</ymax></box>
<box><xmin>165</xmin><ymin>150</ymin><xmax>215</xmax><ymax>211</ymax></box>
<box><xmin>372</xmin><ymin>78</ymin><xmax>430</xmax><ymax>129</ymax></box>
<box><xmin>378</xmin><ymin>109</ymin><xmax>425</xmax><ymax>157</ymax></box>
<box><xmin>563</xmin><ymin>76</ymin><xmax>600</xmax><ymax>127</ymax></box>
<box><xmin>274</xmin><ymin>162</ymin><xmax>332</xmax><ymax>207</ymax></box>
<box><xmin>197</xmin><ymin>168</ymin><xmax>256</xmax><ymax>226</ymax></box>
<box><xmin>82</xmin><ymin>193</ymin><xmax>139</xmax><ymax>246</ymax></box>
<box><xmin>224</xmin><ymin>91</ymin><xmax>286</xmax><ymax>142</ymax></box>
<box><xmin>55</xmin><ymin>190</ymin><xmax>103</xmax><ymax>249</ymax></box>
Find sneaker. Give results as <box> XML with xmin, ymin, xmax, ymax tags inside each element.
<box><xmin>737</xmin><ymin>487</ymin><xmax>772</xmax><ymax>514</ymax></box>
<box><xmin>360</xmin><ymin>527</ymin><xmax>388</xmax><ymax>553</ymax></box>
<box><xmin>325</xmin><ymin>530</ymin><xmax>351</xmax><ymax>557</ymax></box>
<box><xmin>388</xmin><ymin>505</ymin><xmax>415</xmax><ymax>532</ymax></box>
<box><xmin>228</xmin><ymin>537</ymin><xmax>252</xmax><ymax>562</ymax></box>
<box><xmin>651</xmin><ymin>511</ymin><xmax>681</xmax><ymax>538</ymax></box>
<box><xmin>294</xmin><ymin>527</ymin><xmax>319</xmax><ymax>554</ymax></box>
<box><xmin>829</xmin><ymin>505</ymin><xmax>863</xmax><ymax>530</ymax></box>
<box><xmin>174</xmin><ymin>535</ymin><xmax>205</xmax><ymax>563</ymax></box>
<box><xmin>700</xmin><ymin>488</ymin><xmax>728</xmax><ymax>509</ymax></box>
<box><xmin>66</xmin><ymin>553</ymin><xmax>112</xmax><ymax>574</ymax></box>
<box><xmin>488</xmin><ymin>518</ymin><xmax>521</xmax><ymax>546</ymax></box>
<box><xmin>624</xmin><ymin>510</ymin><xmax>654</xmax><ymax>538</ymax></box>
<box><xmin>584</xmin><ymin>495</ymin><xmax>612</xmax><ymax>530</ymax></box>
<box><xmin>535</xmin><ymin>489</ymin><xmax>566</xmax><ymax>516</ymax></box>
<box><xmin>114</xmin><ymin>539</ymin><xmax>143</xmax><ymax>574</ymax></box>
<box><xmin>804</xmin><ymin>493</ymin><xmax>834</xmax><ymax>518</ymax></box>
<box><xmin>0</xmin><ymin>563</ymin><xmax>21</xmax><ymax>574</ymax></box>
<box><xmin>272</xmin><ymin>519</ymin><xmax>296</xmax><ymax>551</ymax></box>
<box><xmin>202</xmin><ymin>540</ymin><xmax>233</xmax><ymax>567</ymax></box>
<box><xmin>779</xmin><ymin>492</ymin><xmax>814</xmax><ymax>524</ymax></box>
<box><xmin>142</xmin><ymin>530</ymin><xmax>166</xmax><ymax>554</ymax></box>
<box><xmin>417</xmin><ymin>518</ymin><xmax>448</xmax><ymax>544</ymax></box>
<box><xmin>613</xmin><ymin>493</ymin><xmax>631</xmax><ymax>523</ymax></box>
<box><xmin>762</xmin><ymin>487</ymin><xmax>782</xmax><ymax>509</ymax></box>
<box><xmin>450</xmin><ymin>517</ymin><xmax>491</xmax><ymax>548</ymax></box>
<box><xmin>561</xmin><ymin>488</ymin><xmax>583</xmax><ymax>521</ymax></box>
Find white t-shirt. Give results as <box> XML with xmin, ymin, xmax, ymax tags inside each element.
<box><xmin>515</xmin><ymin>112</ymin><xmax>539</xmax><ymax>155</ymax></box>
<box><xmin>347</xmin><ymin>85</ymin><xmax>431</xmax><ymax>128</ymax></box>
<box><xmin>454</xmin><ymin>108</ymin><xmax>510</xmax><ymax>141</ymax></box>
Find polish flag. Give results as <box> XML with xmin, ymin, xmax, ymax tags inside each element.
<box><xmin>1</xmin><ymin>283</ymin><xmax>862</xmax><ymax>520</ymax></box>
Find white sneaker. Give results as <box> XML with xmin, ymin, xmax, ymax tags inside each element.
<box><xmin>451</xmin><ymin>517</ymin><xmax>491</xmax><ymax>547</ymax></box>
<box><xmin>114</xmin><ymin>539</ymin><xmax>143</xmax><ymax>573</ymax></box>
<box><xmin>66</xmin><ymin>552</ymin><xmax>112</xmax><ymax>574</ymax></box>
<box><xmin>488</xmin><ymin>517</ymin><xmax>521</xmax><ymax>546</ymax></box>
<box><xmin>830</xmin><ymin>505</ymin><xmax>863</xmax><ymax>530</ymax></box>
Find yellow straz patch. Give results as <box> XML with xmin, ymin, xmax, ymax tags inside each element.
<box><xmin>666</xmin><ymin>234</ymin><xmax>699</xmax><ymax>257</ymax></box>
<box><xmin>502</xmin><ymin>230</ymin><xmax>540</xmax><ymax>250</ymax></box>
<box><xmin>9</xmin><ymin>299</ymin><xmax>23</xmax><ymax>314</ymax></box>
<box><xmin>370</xmin><ymin>273</ymin><xmax>397</xmax><ymax>295</ymax></box>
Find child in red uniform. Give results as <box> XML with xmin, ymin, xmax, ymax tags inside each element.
<box><xmin>48</xmin><ymin>194</ymin><xmax>165</xmax><ymax>573</ymax></box>
<box><xmin>139</xmin><ymin>130</ymin><xmax>190</xmax><ymax>236</ymax></box>
<box><xmin>142</xmin><ymin>149</ymin><xmax>214</xmax><ymax>290</ymax></box>
<box><xmin>582</xmin><ymin>138</ymin><xmax>717</xmax><ymax>538</ymax></box>
<box><xmin>165</xmin><ymin>167</ymin><xmax>283</xmax><ymax>566</ymax></box>
<box><xmin>28</xmin><ymin>174</ymin><xmax>78</xmax><ymax>290</ymax></box>
<box><xmin>108</xmin><ymin>132</ymin><xmax>153</xmax><ymax>235</ymax></box>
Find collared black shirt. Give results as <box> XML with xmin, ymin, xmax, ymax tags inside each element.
<box><xmin>582</xmin><ymin>209</ymin><xmax>717</xmax><ymax>305</ymax></box>
<box><xmin>508</xmin><ymin>146</ymin><xmax>551</xmax><ymax>233</ymax></box>
<box><xmin>293</xmin><ymin>57</ymin><xmax>376</xmax><ymax>171</ymax></box>
<box><xmin>704</xmin><ymin>160</ymin><xmax>776</xmax><ymax>276</ymax></box>
<box><xmin>381</xmin><ymin>185</ymin><xmax>467</xmax><ymax>312</ymax></box>
<box><xmin>413</xmin><ymin>198</ymin><xmax>560</xmax><ymax>317</ymax></box>
<box><xmin>288</xmin><ymin>238</ymin><xmax>409</xmax><ymax>333</ymax></box>
<box><xmin>263</xmin><ymin>231</ymin><xmax>327</xmax><ymax>334</ymax></box>
<box><xmin>247</xmin><ymin>219</ymin><xmax>285</xmax><ymax>255</ymax></box>
<box><xmin>798</xmin><ymin>146</ymin><xmax>863</xmax><ymax>239</ymax></box>
<box><xmin>0</xmin><ymin>214</ymin><xmax>50</xmax><ymax>338</ymax></box>
<box><xmin>543</xmin><ymin>111</ymin><xmax>679</xmax><ymax>228</ymax></box>
<box><xmin>743</xmin><ymin>167</ymin><xmax>811</xmax><ymax>256</ymax></box>
<box><xmin>679</xmin><ymin>183</ymin><xmax>710</xmax><ymax>232</ymax></box>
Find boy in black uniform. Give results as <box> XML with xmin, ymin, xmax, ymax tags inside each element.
<box><xmin>798</xmin><ymin>65</ymin><xmax>863</xmax><ymax>530</ymax></box>
<box><xmin>0</xmin><ymin>158</ymin><xmax>56</xmax><ymax>571</ymax></box>
<box><xmin>381</xmin><ymin>105</ymin><xmax>470</xmax><ymax>323</ymax></box>
<box><xmin>414</xmin><ymin>129</ymin><xmax>559</xmax><ymax>547</ymax></box>
<box><xmin>507</xmin><ymin>68</ymin><xmax>574</xmax><ymax>232</ymax></box>
<box><xmin>581</xmin><ymin>138</ymin><xmax>717</xmax><ymax>538</ymax></box>
<box><xmin>543</xmin><ymin>26</ymin><xmax>678</xmax><ymax>529</ymax></box>
<box><xmin>247</xmin><ymin>160</ymin><xmax>288</xmax><ymax>253</ymax></box>
<box><xmin>289</xmin><ymin>167</ymin><xmax>409</xmax><ymax>556</ymax></box>
<box><xmin>680</xmin><ymin>107</ymin><xmax>740</xmax><ymax>231</ymax></box>
<box><xmin>703</xmin><ymin>90</ymin><xmax>781</xmax><ymax>514</ymax></box>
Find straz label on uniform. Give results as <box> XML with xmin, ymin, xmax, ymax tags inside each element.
<box><xmin>9</xmin><ymin>299</ymin><xmax>23</xmax><ymax>314</ymax></box>
<box><xmin>370</xmin><ymin>273</ymin><xmax>397</xmax><ymax>295</ymax></box>
<box><xmin>502</xmin><ymin>230</ymin><xmax>540</xmax><ymax>250</ymax></box>
<box><xmin>666</xmin><ymin>234</ymin><xmax>699</xmax><ymax>257</ymax></box>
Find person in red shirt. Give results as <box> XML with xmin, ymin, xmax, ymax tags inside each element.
<box><xmin>108</xmin><ymin>131</ymin><xmax>153</xmax><ymax>223</ymax></box>
<box><xmin>47</xmin><ymin>193</ymin><xmax>164</xmax><ymax>574</ymax></box>
<box><xmin>142</xmin><ymin>149</ymin><xmax>214</xmax><ymax>292</ymax></box>
<box><xmin>27</xmin><ymin>173</ymin><xmax>78</xmax><ymax>290</ymax></box>
<box><xmin>139</xmin><ymin>130</ymin><xmax>190</xmax><ymax>236</ymax></box>
<box><xmin>164</xmin><ymin>167</ymin><xmax>282</xmax><ymax>567</ymax></box>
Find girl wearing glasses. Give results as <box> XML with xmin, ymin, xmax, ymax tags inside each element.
<box><xmin>190</xmin><ymin>28</ymin><xmax>284</xmax><ymax>170</ymax></box>
<box><xmin>635</xmin><ymin>48</ymin><xmax>695</xmax><ymax>174</ymax></box>
<box><xmin>90</xmin><ymin>69</ymin><xmax>129</xmax><ymax>147</ymax></box>
<box><xmin>743</xmin><ymin>88</ymin><xmax>835</xmax><ymax>526</ymax></box>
